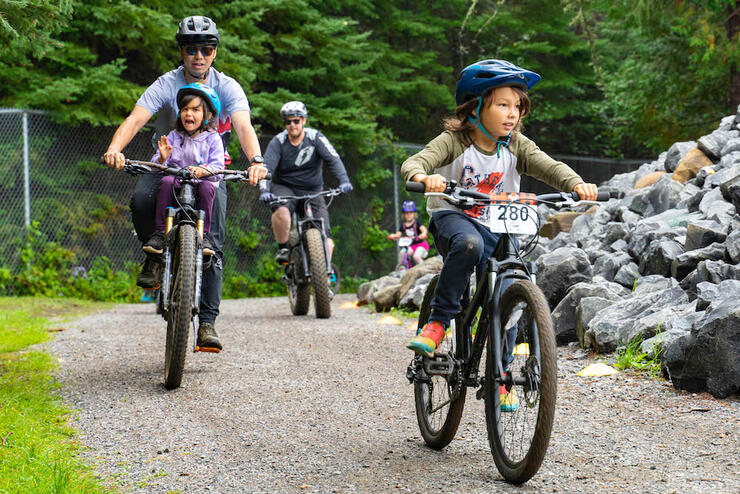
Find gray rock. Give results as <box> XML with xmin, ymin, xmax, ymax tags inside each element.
<box><xmin>679</xmin><ymin>259</ymin><xmax>740</xmax><ymax>299</ymax></box>
<box><xmin>665</xmin><ymin>141</ymin><xmax>697</xmax><ymax>172</ymax></box>
<box><xmin>614</xmin><ymin>262</ymin><xmax>640</xmax><ymax>289</ymax></box>
<box><xmin>398</xmin><ymin>273</ymin><xmax>436</xmax><ymax>309</ymax></box>
<box><xmin>551</xmin><ymin>280</ymin><xmax>626</xmax><ymax>344</ymax></box>
<box><xmin>584</xmin><ymin>286</ymin><xmax>689</xmax><ymax>353</ymax></box>
<box><xmin>671</xmin><ymin>242</ymin><xmax>727</xmax><ymax>281</ymax></box>
<box><xmin>603</xmin><ymin>222</ymin><xmax>630</xmax><ymax>244</ymax></box>
<box><xmin>639</xmin><ymin>239</ymin><xmax>684</xmax><ymax>277</ymax></box>
<box><xmin>609</xmin><ymin>238</ymin><xmax>629</xmax><ymax>253</ymax></box>
<box><xmin>663</xmin><ymin>299</ymin><xmax>740</xmax><ymax>398</ymax></box>
<box><xmin>684</xmin><ymin>220</ymin><xmax>727</xmax><ymax>252</ymax></box>
<box><xmin>633</xmin><ymin>274</ymin><xmax>678</xmax><ymax>294</ymax></box>
<box><xmin>535</xmin><ymin>247</ymin><xmax>593</xmax><ymax>309</ymax></box>
<box><xmin>593</xmin><ymin>251</ymin><xmax>633</xmax><ymax>281</ymax></box>
<box><xmin>719</xmin><ymin>172</ymin><xmax>740</xmax><ymax>203</ymax></box>
<box><xmin>695</xmin><ymin>279</ymin><xmax>740</xmax><ymax>311</ymax></box>
<box><xmin>718</xmin><ymin>150</ymin><xmax>740</xmax><ymax>170</ymax></box>
<box><xmin>575</xmin><ymin>296</ymin><xmax>616</xmax><ymax>349</ymax></box>
<box><xmin>645</xmin><ymin>174</ymin><xmax>684</xmax><ymax>216</ymax></box>
<box><xmin>617</xmin><ymin>206</ymin><xmax>642</xmax><ymax>224</ymax></box>
<box><xmin>726</xmin><ymin>228</ymin><xmax>740</xmax><ymax>263</ymax></box>
<box><xmin>705</xmin><ymin>163</ymin><xmax>740</xmax><ymax>189</ymax></box>
<box><xmin>719</xmin><ymin>136</ymin><xmax>740</xmax><ymax>156</ymax></box>
<box><xmin>698</xmin><ymin>129</ymin><xmax>739</xmax><ymax>160</ymax></box>
<box><xmin>625</xmin><ymin>187</ymin><xmax>652</xmax><ymax>216</ymax></box>
<box><xmin>718</xmin><ymin>115</ymin><xmax>736</xmax><ymax>131</ymax></box>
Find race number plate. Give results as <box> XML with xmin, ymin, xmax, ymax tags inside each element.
<box><xmin>489</xmin><ymin>202</ymin><xmax>538</xmax><ymax>235</ymax></box>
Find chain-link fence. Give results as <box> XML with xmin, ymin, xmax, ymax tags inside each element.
<box><xmin>0</xmin><ymin>109</ymin><xmax>647</xmax><ymax>296</ymax></box>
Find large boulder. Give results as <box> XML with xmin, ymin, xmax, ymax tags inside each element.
<box><xmin>583</xmin><ymin>286</ymin><xmax>688</xmax><ymax>353</ymax></box>
<box><xmin>697</xmin><ymin>129</ymin><xmax>739</xmax><ymax>161</ymax></box>
<box><xmin>398</xmin><ymin>273</ymin><xmax>436</xmax><ymax>309</ymax></box>
<box><xmin>695</xmin><ymin>279</ymin><xmax>740</xmax><ymax>311</ymax></box>
<box><xmin>551</xmin><ymin>279</ymin><xmax>626</xmax><ymax>344</ymax></box>
<box><xmin>683</xmin><ymin>220</ymin><xmax>727</xmax><ymax>252</ymax></box>
<box><xmin>639</xmin><ymin>239</ymin><xmax>684</xmax><ymax>277</ymax></box>
<box><xmin>396</xmin><ymin>256</ymin><xmax>443</xmax><ymax>302</ymax></box>
<box><xmin>672</xmin><ymin>148</ymin><xmax>713</xmax><ymax>183</ymax></box>
<box><xmin>535</xmin><ymin>247</ymin><xmax>593</xmax><ymax>309</ymax></box>
<box><xmin>644</xmin><ymin>174</ymin><xmax>684</xmax><ymax>216</ymax></box>
<box><xmin>663</xmin><ymin>299</ymin><xmax>740</xmax><ymax>398</ymax></box>
<box><xmin>357</xmin><ymin>271</ymin><xmax>403</xmax><ymax>305</ymax></box>
<box><xmin>671</xmin><ymin>242</ymin><xmax>727</xmax><ymax>281</ymax></box>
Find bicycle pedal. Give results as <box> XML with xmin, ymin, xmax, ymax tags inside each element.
<box><xmin>195</xmin><ymin>346</ymin><xmax>221</xmax><ymax>354</ymax></box>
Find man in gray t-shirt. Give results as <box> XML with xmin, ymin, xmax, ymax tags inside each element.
<box><xmin>103</xmin><ymin>15</ymin><xmax>268</xmax><ymax>352</ymax></box>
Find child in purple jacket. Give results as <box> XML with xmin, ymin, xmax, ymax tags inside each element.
<box><xmin>143</xmin><ymin>83</ymin><xmax>224</xmax><ymax>256</ymax></box>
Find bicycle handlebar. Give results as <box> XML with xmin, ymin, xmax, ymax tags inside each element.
<box><xmin>268</xmin><ymin>188</ymin><xmax>343</xmax><ymax>205</ymax></box>
<box><xmin>107</xmin><ymin>158</ymin><xmax>271</xmax><ymax>182</ymax></box>
<box><xmin>405</xmin><ymin>180</ymin><xmax>622</xmax><ymax>209</ymax></box>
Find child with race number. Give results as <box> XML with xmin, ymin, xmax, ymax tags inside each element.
<box><xmin>387</xmin><ymin>200</ymin><xmax>430</xmax><ymax>268</ymax></box>
<box><xmin>142</xmin><ymin>83</ymin><xmax>225</xmax><ymax>257</ymax></box>
<box><xmin>401</xmin><ymin>59</ymin><xmax>597</xmax><ymax>411</ymax></box>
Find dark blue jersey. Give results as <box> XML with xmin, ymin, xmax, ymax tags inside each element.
<box><xmin>264</xmin><ymin>128</ymin><xmax>350</xmax><ymax>190</ymax></box>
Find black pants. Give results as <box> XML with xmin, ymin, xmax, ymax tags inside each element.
<box><xmin>130</xmin><ymin>173</ymin><xmax>225</xmax><ymax>325</ymax></box>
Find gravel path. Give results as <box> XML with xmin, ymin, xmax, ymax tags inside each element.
<box><xmin>48</xmin><ymin>294</ymin><xmax>739</xmax><ymax>493</ymax></box>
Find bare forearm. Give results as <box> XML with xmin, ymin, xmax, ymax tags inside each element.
<box><xmin>231</xmin><ymin>110</ymin><xmax>262</xmax><ymax>160</ymax></box>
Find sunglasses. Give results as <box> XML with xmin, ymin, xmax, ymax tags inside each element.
<box><xmin>284</xmin><ymin>118</ymin><xmax>302</xmax><ymax>125</ymax></box>
<box><xmin>184</xmin><ymin>45</ymin><xmax>215</xmax><ymax>56</ymax></box>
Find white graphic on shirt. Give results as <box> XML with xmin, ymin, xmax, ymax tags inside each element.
<box><xmin>319</xmin><ymin>135</ymin><xmax>339</xmax><ymax>157</ymax></box>
<box><xmin>295</xmin><ymin>146</ymin><xmax>315</xmax><ymax>167</ymax></box>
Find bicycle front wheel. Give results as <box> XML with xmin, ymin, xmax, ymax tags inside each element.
<box><xmin>164</xmin><ymin>225</ymin><xmax>197</xmax><ymax>390</ymax></box>
<box><xmin>484</xmin><ymin>279</ymin><xmax>556</xmax><ymax>484</ymax></box>
<box><xmin>287</xmin><ymin>246</ymin><xmax>310</xmax><ymax>315</ymax></box>
<box><xmin>413</xmin><ymin>275</ymin><xmax>467</xmax><ymax>449</ymax></box>
<box><xmin>305</xmin><ymin>228</ymin><xmax>331</xmax><ymax>319</ymax></box>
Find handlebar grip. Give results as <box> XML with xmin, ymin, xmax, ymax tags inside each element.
<box><xmin>596</xmin><ymin>190</ymin><xmax>611</xmax><ymax>202</ymax></box>
<box><xmin>459</xmin><ymin>189</ymin><xmax>490</xmax><ymax>200</ymax></box>
<box><xmin>406</xmin><ymin>181</ymin><xmax>426</xmax><ymax>193</ymax></box>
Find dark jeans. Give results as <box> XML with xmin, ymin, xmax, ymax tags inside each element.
<box><xmin>429</xmin><ymin>210</ymin><xmax>517</xmax><ymax>367</ymax></box>
<box><xmin>131</xmin><ymin>174</ymin><xmax>226</xmax><ymax>325</ymax></box>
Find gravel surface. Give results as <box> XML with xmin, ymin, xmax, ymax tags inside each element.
<box><xmin>48</xmin><ymin>294</ymin><xmax>739</xmax><ymax>493</ymax></box>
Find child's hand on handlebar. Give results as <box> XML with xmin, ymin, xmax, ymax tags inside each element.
<box><xmin>573</xmin><ymin>182</ymin><xmax>598</xmax><ymax>201</ymax></box>
<box><xmin>387</xmin><ymin>232</ymin><xmax>401</xmax><ymax>240</ymax></box>
<box><xmin>188</xmin><ymin>166</ymin><xmax>210</xmax><ymax>179</ymax></box>
<box><xmin>414</xmin><ymin>173</ymin><xmax>446</xmax><ymax>193</ymax></box>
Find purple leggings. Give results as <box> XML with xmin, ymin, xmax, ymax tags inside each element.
<box><xmin>154</xmin><ymin>175</ymin><xmax>217</xmax><ymax>233</ymax></box>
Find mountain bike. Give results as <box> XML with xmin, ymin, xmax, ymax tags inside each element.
<box><xmin>271</xmin><ymin>189</ymin><xmax>341</xmax><ymax>319</ymax></box>
<box><xmin>405</xmin><ymin>180</ymin><xmax>615</xmax><ymax>483</ymax></box>
<box><xmin>120</xmin><ymin>159</ymin><xmax>261</xmax><ymax>389</ymax></box>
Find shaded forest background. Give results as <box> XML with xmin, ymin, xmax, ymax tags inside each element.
<box><xmin>1</xmin><ymin>0</ymin><xmax>740</xmax><ymax>296</ymax></box>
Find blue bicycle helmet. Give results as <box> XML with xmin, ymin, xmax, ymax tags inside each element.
<box><xmin>177</xmin><ymin>83</ymin><xmax>221</xmax><ymax>123</ymax></box>
<box><xmin>401</xmin><ymin>200</ymin><xmax>417</xmax><ymax>212</ymax></box>
<box><xmin>455</xmin><ymin>59</ymin><xmax>541</xmax><ymax>105</ymax></box>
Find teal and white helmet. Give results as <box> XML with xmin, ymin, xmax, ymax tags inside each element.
<box><xmin>280</xmin><ymin>101</ymin><xmax>308</xmax><ymax>119</ymax></box>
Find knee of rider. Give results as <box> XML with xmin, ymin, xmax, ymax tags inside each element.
<box><xmin>453</xmin><ymin>233</ymin><xmax>483</xmax><ymax>259</ymax></box>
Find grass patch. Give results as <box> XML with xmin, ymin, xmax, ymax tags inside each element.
<box><xmin>0</xmin><ymin>297</ymin><xmax>112</xmax><ymax>493</ymax></box>
<box><xmin>614</xmin><ymin>330</ymin><xmax>664</xmax><ymax>379</ymax></box>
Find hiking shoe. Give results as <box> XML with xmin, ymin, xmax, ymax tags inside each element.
<box><xmin>499</xmin><ymin>385</ymin><xmax>519</xmax><ymax>412</ymax></box>
<box><xmin>275</xmin><ymin>247</ymin><xmax>290</xmax><ymax>264</ymax></box>
<box><xmin>196</xmin><ymin>322</ymin><xmax>222</xmax><ymax>353</ymax></box>
<box><xmin>202</xmin><ymin>234</ymin><xmax>215</xmax><ymax>257</ymax></box>
<box><xmin>136</xmin><ymin>255</ymin><xmax>161</xmax><ymax>289</ymax></box>
<box><xmin>407</xmin><ymin>320</ymin><xmax>448</xmax><ymax>357</ymax></box>
<box><xmin>142</xmin><ymin>231</ymin><xmax>165</xmax><ymax>255</ymax></box>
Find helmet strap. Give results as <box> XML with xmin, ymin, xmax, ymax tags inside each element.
<box><xmin>467</xmin><ymin>97</ymin><xmax>511</xmax><ymax>158</ymax></box>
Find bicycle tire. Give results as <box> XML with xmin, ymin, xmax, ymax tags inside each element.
<box><xmin>287</xmin><ymin>246</ymin><xmax>310</xmax><ymax>315</ymax></box>
<box><xmin>413</xmin><ymin>275</ymin><xmax>467</xmax><ymax>449</ymax></box>
<box><xmin>164</xmin><ymin>225</ymin><xmax>197</xmax><ymax>390</ymax></box>
<box><xmin>305</xmin><ymin>228</ymin><xmax>331</xmax><ymax>319</ymax></box>
<box><xmin>484</xmin><ymin>279</ymin><xmax>556</xmax><ymax>484</ymax></box>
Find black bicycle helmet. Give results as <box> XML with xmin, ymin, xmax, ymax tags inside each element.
<box><xmin>455</xmin><ymin>59</ymin><xmax>541</xmax><ymax>105</ymax></box>
<box><xmin>176</xmin><ymin>16</ymin><xmax>220</xmax><ymax>46</ymax></box>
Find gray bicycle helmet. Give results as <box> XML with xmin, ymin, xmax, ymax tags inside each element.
<box><xmin>176</xmin><ymin>16</ymin><xmax>220</xmax><ymax>46</ymax></box>
<box><xmin>280</xmin><ymin>101</ymin><xmax>308</xmax><ymax>119</ymax></box>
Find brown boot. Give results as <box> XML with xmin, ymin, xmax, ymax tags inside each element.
<box><xmin>196</xmin><ymin>322</ymin><xmax>222</xmax><ymax>353</ymax></box>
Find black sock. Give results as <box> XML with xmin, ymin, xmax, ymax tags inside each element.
<box><xmin>278</xmin><ymin>242</ymin><xmax>288</xmax><ymax>249</ymax></box>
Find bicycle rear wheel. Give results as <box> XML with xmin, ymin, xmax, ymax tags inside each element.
<box><xmin>287</xmin><ymin>246</ymin><xmax>310</xmax><ymax>315</ymax></box>
<box><xmin>413</xmin><ymin>275</ymin><xmax>467</xmax><ymax>449</ymax></box>
<box><xmin>484</xmin><ymin>279</ymin><xmax>556</xmax><ymax>483</ymax></box>
<box><xmin>305</xmin><ymin>228</ymin><xmax>331</xmax><ymax>319</ymax></box>
<box><xmin>164</xmin><ymin>225</ymin><xmax>197</xmax><ymax>390</ymax></box>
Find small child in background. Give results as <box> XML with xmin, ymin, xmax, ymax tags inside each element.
<box><xmin>387</xmin><ymin>200</ymin><xmax>430</xmax><ymax>267</ymax></box>
<box><xmin>142</xmin><ymin>83</ymin><xmax>225</xmax><ymax>257</ymax></box>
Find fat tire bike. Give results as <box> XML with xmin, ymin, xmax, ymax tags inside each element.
<box><xmin>120</xmin><ymin>159</ymin><xmax>262</xmax><ymax>389</ymax></box>
<box><xmin>405</xmin><ymin>179</ymin><xmax>616</xmax><ymax>483</ymax></box>
<box><xmin>270</xmin><ymin>189</ymin><xmax>342</xmax><ymax>319</ymax></box>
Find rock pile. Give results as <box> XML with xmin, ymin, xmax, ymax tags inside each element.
<box><xmin>358</xmin><ymin>109</ymin><xmax>740</xmax><ymax>398</ymax></box>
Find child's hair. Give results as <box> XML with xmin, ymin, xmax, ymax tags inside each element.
<box><xmin>443</xmin><ymin>86</ymin><xmax>531</xmax><ymax>140</ymax></box>
<box><xmin>175</xmin><ymin>94</ymin><xmax>217</xmax><ymax>133</ymax></box>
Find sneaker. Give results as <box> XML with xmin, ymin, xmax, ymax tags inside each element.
<box><xmin>275</xmin><ymin>247</ymin><xmax>290</xmax><ymax>264</ymax></box>
<box><xmin>202</xmin><ymin>234</ymin><xmax>215</xmax><ymax>257</ymax></box>
<box><xmin>196</xmin><ymin>322</ymin><xmax>222</xmax><ymax>353</ymax></box>
<box><xmin>136</xmin><ymin>255</ymin><xmax>161</xmax><ymax>289</ymax></box>
<box><xmin>407</xmin><ymin>320</ymin><xmax>448</xmax><ymax>357</ymax></box>
<box><xmin>142</xmin><ymin>231</ymin><xmax>165</xmax><ymax>255</ymax></box>
<box><xmin>499</xmin><ymin>385</ymin><xmax>519</xmax><ymax>412</ymax></box>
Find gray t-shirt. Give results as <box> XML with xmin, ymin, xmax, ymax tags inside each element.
<box><xmin>136</xmin><ymin>66</ymin><xmax>250</xmax><ymax>151</ymax></box>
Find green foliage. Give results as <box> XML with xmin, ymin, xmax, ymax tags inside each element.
<box><xmin>614</xmin><ymin>325</ymin><xmax>664</xmax><ymax>379</ymax></box>
<box><xmin>0</xmin><ymin>297</ymin><xmax>108</xmax><ymax>493</ymax></box>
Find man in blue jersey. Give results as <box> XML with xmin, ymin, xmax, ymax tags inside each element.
<box><xmin>103</xmin><ymin>15</ymin><xmax>268</xmax><ymax>352</ymax></box>
<box><xmin>259</xmin><ymin>101</ymin><xmax>353</xmax><ymax>264</ymax></box>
